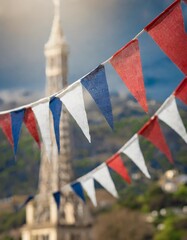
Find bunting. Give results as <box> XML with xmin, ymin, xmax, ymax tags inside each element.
<box><xmin>0</xmin><ymin>114</ymin><xmax>13</xmax><ymax>146</ymax></box>
<box><xmin>11</xmin><ymin>109</ymin><xmax>25</xmax><ymax>155</ymax></box>
<box><xmin>81</xmin><ymin>65</ymin><xmax>114</xmax><ymax>129</ymax></box>
<box><xmin>49</xmin><ymin>97</ymin><xmax>62</xmax><ymax>153</ymax></box>
<box><xmin>121</xmin><ymin>134</ymin><xmax>150</xmax><ymax>178</ymax></box>
<box><xmin>81</xmin><ymin>178</ymin><xmax>97</xmax><ymax>207</ymax></box>
<box><xmin>110</xmin><ymin>39</ymin><xmax>148</xmax><ymax>112</ymax></box>
<box><xmin>107</xmin><ymin>153</ymin><xmax>131</xmax><ymax>184</ymax></box>
<box><xmin>145</xmin><ymin>0</ymin><xmax>187</xmax><ymax>74</ymax></box>
<box><xmin>71</xmin><ymin>182</ymin><xmax>86</xmax><ymax>202</ymax></box>
<box><xmin>32</xmin><ymin>102</ymin><xmax>52</xmax><ymax>160</ymax></box>
<box><xmin>60</xmin><ymin>82</ymin><xmax>91</xmax><ymax>143</ymax></box>
<box><xmin>53</xmin><ymin>191</ymin><xmax>61</xmax><ymax>209</ymax></box>
<box><xmin>157</xmin><ymin>96</ymin><xmax>187</xmax><ymax>143</ymax></box>
<box><xmin>92</xmin><ymin>163</ymin><xmax>118</xmax><ymax>198</ymax></box>
<box><xmin>24</xmin><ymin>108</ymin><xmax>40</xmax><ymax>148</ymax></box>
<box><xmin>174</xmin><ymin>77</ymin><xmax>187</xmax><ymax>105</ymax></box>
<box><xmin>138</xmin><ymin>116</ymin><xmax>173</xmax><ymax>163</ymax></box>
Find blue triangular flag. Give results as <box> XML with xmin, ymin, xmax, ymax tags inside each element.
<box><xmin>18</xmin><ymin>195</ymin><xmax>34</xmax><ymax>211</ymax></box>
<box><xmin>49</xmin><ymin>97</ymin><xmax>62</xmax><ymax>153</ymax></box>
<box><xmin>53</xmin><ymin>191</ymin><xmax>61</xmax><ymax>210</ymax></box>
<box><xmin>71</xmin><ymin>182</ymin><xmax>86</xmax><ymax>202</ymax></box>
<box><xmin>81</xmin><ymin>65</ymin><xmax>114</xmax><ymax>129</ymax></box>
<box><xmin>11</xmin><ymin>109</ymin><xmax>25</xmax><ymax>155</ymax></box>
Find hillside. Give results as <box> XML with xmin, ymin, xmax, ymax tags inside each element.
<box><xmin>0</xmin><ymin>95</ymin><xmax>186</xmax><ymax>198</ymax></box>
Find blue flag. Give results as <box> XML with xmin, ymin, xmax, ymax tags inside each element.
<box><xmin>11</xmin><ymin>109</ymin><xmax>25</xmax><ymax>155</ymax></box>
<box><xmin>81</xmin><ymin>65</ymin><xmax>113</xmax><ymax>129</ymax></box>
<box><xmin>53</xmin><ymin>191</ymin><xmax>61</xmax><ymax>210</ymax></box>
<box><xmin>18</xmin><ymin>195</ymin><xmax>34</xmax><ymax>211</ymax></box>
<box><xmin>71</xmin><ymin>182</ymin><xmax>86</xmax><ymax>202</ymax></box>
<box><xmin>50</xmin><ymin>97</ymin><xmax>62</xmax><ymax>153</ymax></box>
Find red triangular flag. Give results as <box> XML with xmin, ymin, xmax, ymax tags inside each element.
<box><xmin>107</xmin><ymin>153</ymin><xmax>131</xmax><ymax>184</ymax></box>
<box><xmin>24</xmin><ymin>108</ymin><xmax>40</xmax><ymax>148</ymax></box>
<box><xmin>110</xmin><ymin>39</ymin><xmax>148</xmax><ymax>112</ymax></box>
<box><xmin>174</xmin><ymin>77</ymin><xmax>187</xmax><ymax>105</ymax></box>
<box><xmin>145</xmin><ymin>0</ymin><xmax>187</xmax><ymax>74</ymax></box>
<box><xmin>138</xmin><ymin>116</ymin><xmax>173</xmax><ymax>163</ymax></box>
<box><xmin>0</xmin><ymin>113</ymin><xmax>13</xmax><ymax>146</ymax></box>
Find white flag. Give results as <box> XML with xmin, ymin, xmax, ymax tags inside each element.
<box><xmin>81</xmin><ymin>178</ymin><xmax>97</xmax><ymax>207</ymax></box>
<box><xmin>92</xmin><ymin>163</ymin><xmax>118</xmax><ymax>198</ymax></box>
<box><xmin>32</xmin><ymin>101</ymin><xmax>51</xmax><ymax>160</ymax></box>
<box><xmin>60</xmin><ymin>82</ymin><xmax>91</xmax><ymax>143</ymax></box>
<box><xmin>121</xmin><ymin>134</ymin><xmax>150</xmax><ymax>178</ymax></box>
<box><xmin>157</xmin><ymin>96</ymin><xmax>187</xmax><ymax>143</ymax></box>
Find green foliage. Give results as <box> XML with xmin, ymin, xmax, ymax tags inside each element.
<box><xmin>0</xmin><ymin>210</ymin><xmax>25</xmax><ymax>233</ymax></box>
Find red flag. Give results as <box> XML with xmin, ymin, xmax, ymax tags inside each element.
<box><xmin>24</xmin><ymin>108</ymin><xmax>40</xmax><ymax>148</ymax></box>
<box><xmin>110</xmin><ymin>39</ymin><xmax>148</xmax><ymax>113</ymax></box>
<box><xmin>107</xmin><ymin>153</ymin><xmax>131</xmax><ymax>184</ymax></box>
<box><xmin>138</xmin><ymin>116</ymin><xmax>173</xmax><ymax>163</ymax></box>
<box><xmin>174</xmin><ymin>77</ymin><xmax>187</xmax><ymax>105</ymax></box>
<box><xmin>0</xmin><ymin>113</ymin><xmax>13</xmax><ymax>146</ymax></box>
<box><xmin>145</xmin><ymin>0</ymin><xmax>187</xmax><ymax>74</ymax></box>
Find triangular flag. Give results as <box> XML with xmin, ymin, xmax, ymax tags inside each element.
<box><xmin>24</xmin><ymin>108</ymin><xmax>40</xmax><ymax>148</ymax></box>
<box><xmin>138</xmin><ymin>116</ymin><xmax>173</xmax><ymax>163</ymax></box>
<box><xmin>49</xmin><ymin>97</ymin><xmax>62</xmax><ymax>153</ymax></box>
<box><xmin>11</xmin><ymin>109</ymin><xmax>25</xmax><ymax>155</ymax></box>
<box><xmin>81</xmin><ymin>65</ymin><xmax>114</xmax><ymax>129</ymax></box>
<box><xmin>174</xmin><ymin>77</ymin><xmax>187</xmax><ymax>105</ymax></box>
<box><xmin>80</xmin><ymin>178</ymin><xmax>97</xmax><ymax>207</ymax></box>
<box><xmin>60</xmin><ymin>82</ymin><xmax>91</xmax><ymax>142</ymax></box>
<box><xmin>121</xmin><ymin>134</ymin><xmax>150</xmax><ymax>178</ymax></box>
<box><xmin>110</xmin><ymin>39</ymin><xmax>148</xmax><ymax>112</ymax></box>
<box><xmin>157</xmin><ymin>96</ymin><xmax>187</xmax><ymax>143</ymax></box>
<box><xmin>0</xmin><ymin>114</ymin><xmax>13</xmax><ymax>146</ymax></box>
<box><xmin>18</xmin><ymin>195</ymin><xmax>34</xmax><ymax>211</ymax></box>
<box><xmin>53</xmin><ymin>191</ymin><xmax>61</xmax><ymax>209</ymax></box>
<box><xmin>92</xmin><ymin>163</ymin><xmax>118</xmax><ymax>198</ymax></box>
<box><xmin>71</xmin><ymin>182</ymin><xmax>86</xmax><ymax>202</ymax></box>
<box><xmin>145</xmin><ymin>0</ymin><xmax>187</xmax><ymax>74</ymax></box>
<box><xmin>32</xmin><ymin>102</ymin><xmax>52</xmax><ymax>160</ymax></box>
<box><xmin>107</xmin><ymin>153</ymin><xmax>131</xmax><ymax>184</ymax></box>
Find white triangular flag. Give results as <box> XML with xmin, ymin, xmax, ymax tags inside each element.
<box><xmin>81</xmin><ymin>178</ymin><xmax>97</xmax><ymax>207</ymax></box>
<box><xmin>32</xmin><ymin>101</ymin><xmax>51</xmax><ymax>160</ymax></box>
<box><xmin>60</xmin><ymin>82</ymin><xmax>91</xmax><ymax>142</ymax></box>
<box><xmin>121</xmin><ymin>134</ymin><xmax>150</xmax><ymax>178</ymax></box>
<box><xmin>157</xmin><ymin>96</ymin><xmax>187</xmax><ymax>143</ymax></box>
<box><xmin>92</xmin><ymin>163</ymin><xmax>118</xmax><ymax>198</ymax></box>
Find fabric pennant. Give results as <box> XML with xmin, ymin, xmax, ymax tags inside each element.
<box><xmin>53</xmin><ymin>191</ymin><xmax>61</xmax><ymax>209</ymax></box>
<box><xmin>145</xmin><ymin>0</ymin><xmax>187</xmax><ymax>74</ymax></box>
<box><xmin>110</xmin><ymin>39</ymin><xmax>148</xmax><ymax>112</ymax></box>
<box><xmin>0</xmin><ymin>114</ymin><xmax>13</xmax><ymax>146</ymax></box>
<box><xmin>107</xmin><ymin>153</ymin><xmax>131</xmax><ymax>184</ymax></box>
<box><xmin>138</xmin><ymin>116</ymin><xmax>173</xmax><ymax>163</ymax></box>
<box><xmin>60</xmin><ymin>82</ymin><xmax>91</xmax><ymax>142</ymax></box>
<box><xmin>92</xmin><ymin>163</ymin><xmax>118</xmax><ymax>198</ymax></box>
<box><xmin>11</xmin><ymin>109</ymin><xmax>25</xmax><ymax>155</ymax></box>
<box><xmin>121</xmin><ymin>134</ymin><xmax>150</xmax><ymax>178</ymax></box>
<box><xmin>174</xmin><ymin>77</ymin><xmax>187</xmax><ymax>105</ymax></box>
<box><xmin>49</xmin><ymin>97</ymin><xmax>62</xmax><ymax>153</ymax></box>
<box><xmin>157</xmin><ymin>96</ymin><xmax>187</xmax><ymax>143</ymax></box>
<box><xmin>71</xmin><ymin>182</ymin><xmax>86</xmax><ymax>202</ymax></box>
<box><xmin>32</xmin><ymin>102</ymin><xmax>52</xmax><ymax>160</ymax></box>
<box><xmin>18</xmin><ymin>195</ymin><xmax>34</xmax><ymax>211</ymax></box>
<box><xmin>81</xmin><ymin>65</ymin><xmax>114</xmax><ymax>129</ymax></box>
<box><xmin>81</xmin><ymin>178</ymin><xmax>97</xmax><ymax>207</ymax></box>
<box><xmin>24</xmin><ymin>108</ymin><xmax>40</xmax><ymax>148</ymax></box>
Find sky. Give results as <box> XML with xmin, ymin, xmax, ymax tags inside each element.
<box><xmin>0</xmin><ymin>0</ymin><xmax>187</xmax><ymax>107</ymax></box>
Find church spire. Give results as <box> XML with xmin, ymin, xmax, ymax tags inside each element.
<box><xmin>46</xmin><ymin>0</ymin><xmax>66</xmax><ymax>48</ymax></box>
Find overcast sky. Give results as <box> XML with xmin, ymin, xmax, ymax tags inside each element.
<box><xmin>0</xmin><ymin>0</ymin><xmax>186</xmax><ymax>105</ymax></box>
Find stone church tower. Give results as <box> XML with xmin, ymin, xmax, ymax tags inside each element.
<box><xmin>21</xmin><ymin>1</ymin><xmax>92</xmax><ymax>239</ymax></box>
